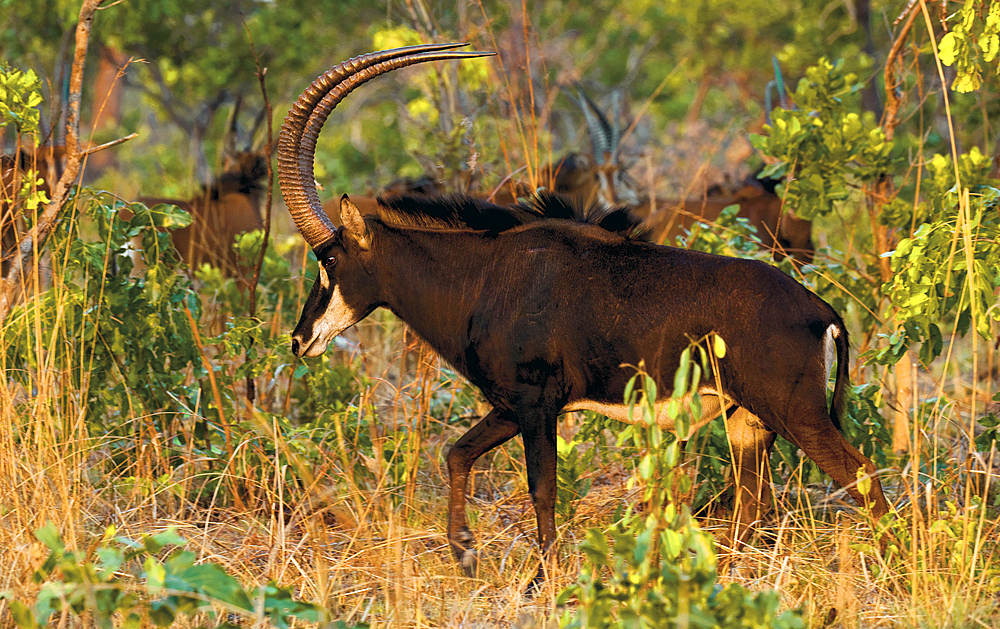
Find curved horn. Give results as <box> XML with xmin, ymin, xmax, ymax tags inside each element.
<box><xmin>278</xmin><ymin>43</ymin><xmax>494</xmax><ymax>248</ymax></box>
<box><xmin>572</xmin><ymin>87</ymin><xmax>615</xmax><ymax>166</ymax></box>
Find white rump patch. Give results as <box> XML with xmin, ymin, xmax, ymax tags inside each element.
<box><xmin>823</xmin><ymin>324</ymin><xmax>839</xmax><ymax>383</ymax></box>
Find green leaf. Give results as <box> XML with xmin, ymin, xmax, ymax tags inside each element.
<box><xmin>661</xmin><ymin>528</ymin><xmax>682</xmax><ymax>559</ymax></box>
<box><xmin>145</xmin><ymin>528</ymin><xmax>186</xmax><ymax>554</ymax></box>
<box><xmin>634</xmin><ymin>526</ymin><xmax>653</xmax><ymax>564</ymax></box>
<box><xmin>167</xmin><ymin>563</ymin><xmax>254</xmax><ymax>612</ymax></box>
<box><xmin>96</xmin><ymin>546</ymin><xmax>125</xmax><ymax>580</ymax></box>
<box><xmin>665</xmin><ymin>441</ymin><xmax>681</xmax><ymax>468</ymax></box>
<box><xmin>140</xmin><ymin>203</ymin><xmax>193</xmax><ymax>230</ymax></box>
<box><xmin>978</xmin><ymin>414</ymin><xmax>1000</xmax><ymax>429</ymax></box>
<box><xmin>145</xmin><ymin>556</ymin><xmax>166</xmax><ymax>594</ymax></box>
<box><xmin>581</xmin><ymin>528</ymin><xmax>610</xmax><ymax>566</ymax></box>
<box><xmin>7</xmin><ymin>600</ymin><xmax>41</xmax><ymax>629</ymax></box>
<box><xmin>148</xmin><ymin>599</ymin><xmax>178</xmax><ymax>627</ymax></box>
<box><xmin>712</xmin><ymin>334</ymin><xmax>726</xmax><ymax>359</ymax></box>
<box><xmin>980</xmin><ymin>32</ymin><xmax>999</xmax><ymax>62</ymax></box>
<box><xmin>34</xmin><ymin>522</ymin><xmax>64</xmax><ymax>554</ymax></box>
<box><xmin>638</xmin><ymin>453</ymin><xmax>655</xmax><ymax>480</ymax></box>
<box><xmin>673</xmin><ymin>348</ymin><xmax>690</xmax><ymax>396</ymax></box>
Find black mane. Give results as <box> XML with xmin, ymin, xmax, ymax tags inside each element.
<box><xmin>520</xmin><ymin>193</ymin><xmax>651</xmax><ymax>241</ymax></box>
<box><xmin>374</xmin><ymin>194</ymin><xmax>537</xmax><ymax>233</ymax></box>
<box><xmin>374</xmin><ymin>191</ymin><xmax>651</xmax><ymax>241</ymax></box>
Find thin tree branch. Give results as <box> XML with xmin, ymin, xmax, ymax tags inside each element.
<box><xmin>883</xmin><ymin>0</ymin><xmax>922</xmax><ymax>141</ymax></box>
<box><xmin>0</xmin><ymin>0</ymin><xmax>108</xmax><ymax>324</ymax></box>
<box><xmin>81</xmin><ymin>132</ymin><xmax>138</xmax><ymax>157</ymax></box>
<box><xmin>242</xmin><ymin>17</ymin><xmax>274</xmax><ymax>405</ymax></box>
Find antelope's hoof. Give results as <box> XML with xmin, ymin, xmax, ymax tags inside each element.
<box><xmin>451</xmin><ymin>526</ymin><xmax>478</xmax><ymax>577</ymax></box>
<box><xmin>523</xmin><ymin>572</ymin><xmax>544</xmax><ymax>598</ymax></box>
<box><xmin>460</xmin><ymin>547</ymin><xmax>478</xmax><ymax>577</ymax></box>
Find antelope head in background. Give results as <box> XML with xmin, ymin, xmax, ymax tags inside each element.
<box><xmin>483</xmin><ymin>88</ymin><xmax>639</xmax><ymax>209</ymax></box>
<box><xmin>134</xmin><ymin>98</ymin><xmax>269</xmax><ymax>277</ymax></box>
<box><xmin>560</xmin><ymin>86</ymin><xmax>815</xmax><ymax>264</ymax></box>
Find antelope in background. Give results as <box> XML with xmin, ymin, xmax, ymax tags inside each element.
<box><xmin>640</xmin><ymin>174</ymin><xmax>815</xmax><ymax>262</ymax></box>
<box><xmin>278</xmin><ymin>44</ymin><xmax>889</xmax><ymax>586</ymax></box>
<box><xmin>562</xmin><ymin>89</ymin><xmax>815</xmax><ymax>263</ymax></box>
<box><xmin>133</xmin><ymin>100</ymin><xmax>268</xmax><ymax>277</ymax></box>
<box><xmin>319</xmin><ymin>84</ymin><xmax>814</xmax><ymax>264</ymax></box>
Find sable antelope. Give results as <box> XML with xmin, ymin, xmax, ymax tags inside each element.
<box><xmin>136</xmin><ymin>150</ymin><xmax>267</xmax><ymax>275</ymax></box>
<box><xmin>567</xmin><ymin>89</ymin><xmax>815</xmax><ymax>263</ymax></box>
<box><xmin>134</xmin><ymin>106</ymin><xmax>268</xmax><ymax>276</ymax></box>
<box><xmin>278</xmin><ymin>45</ymin><xmax>889</xmax><ymax>583</ymax></box>
<box><xmin>639</xmin><ymin>176</ymin><xmax>815</xmax><ymax>262</ymax></box>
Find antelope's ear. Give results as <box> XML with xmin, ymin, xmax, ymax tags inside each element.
<box><xmin>340</xmin><ymin>194</ymin><xmax>371</xmax><ymax>250</ymax></box>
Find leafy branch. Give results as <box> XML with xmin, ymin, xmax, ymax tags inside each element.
<box><xmin>1</xmin><ymin>524</ymin><xmax>332</xmax><ymax>629</ymax></box>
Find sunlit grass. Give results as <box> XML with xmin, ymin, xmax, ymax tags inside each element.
<box><xmin>3</xmin><ymin>11</ymin><xmax>1000</xmax><ymax>629</ymax></box>
<box><xmin>3</xmin><ymin>283</ymin><xmax>998</xmax><ymax>627</ymax></box>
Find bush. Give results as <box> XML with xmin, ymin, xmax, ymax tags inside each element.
<box><xmin>0</xmin><ymin>523</ymin><xmax>337</xmax><ymax>629</ymax></box>
<box><xmin>557</xmin><ymin>348</ymin><xmax>803</xmax><ymax>629</ymax></box>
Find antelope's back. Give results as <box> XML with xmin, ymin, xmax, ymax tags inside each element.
<box><xmin>476</xmin><ymin>220</ymin><xmax>836</xmax><ymax>398</ymax></box>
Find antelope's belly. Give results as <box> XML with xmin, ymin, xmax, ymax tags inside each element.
<box><xmin>562</xmin><ymin>386</ymin><xmax>728</xmax><ymax>430</ymax></box>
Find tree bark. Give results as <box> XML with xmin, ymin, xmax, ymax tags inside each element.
<box><xmin>0</xmin><ymin>0</ymin><xmax>108</xmax><ymax>324</ymax></box>
<box><xmin>876</xmin><ymin>1</ymin><xmax>922</xmax><ymax>455</ymax></box>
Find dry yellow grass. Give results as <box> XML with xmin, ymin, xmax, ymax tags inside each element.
<box><xmin>2</xmin><ymin>299</ymin><xmax>998</xmax><ymax>628</ymax></box>
<box><xmin>2</xmin><ymin>13</ymin><xmax>999</xmax><ymax>625</ymax></box>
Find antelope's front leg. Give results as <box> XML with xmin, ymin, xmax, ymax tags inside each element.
<box><xmin>520</xmin><ymin>410</ymin><xmax>559</xmax><ymax>586</ymax></box>
<box><xmin>446</xmin><ymin>408</ymin><xmax>519</xmax><ymax>576</ymax></box>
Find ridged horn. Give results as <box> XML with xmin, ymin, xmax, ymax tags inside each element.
<box><xmin>278</xmin><ymin>44</ymin><xmax>495</xmax><ymax>248</ymax></box>
<box><xmin>572</xmin><ymin>87</ymin><xmax>616</xmax><ymax>166</ymax></box>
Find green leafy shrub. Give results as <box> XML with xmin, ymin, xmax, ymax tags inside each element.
<box><xmin>880</xmin><ymin>184</ymin><xmax>1000</xmax><ymax>357</ymax></box>
<box><xmin>3</xmin><ymin>196</ymin><xmax>203</xmax><ymax>443</ymax></box>
<box><xmin>0</xmin><ymin>523</ymin><xmax>337</xmax><ymax>629</ymax></box>
<box><xmin>938</xmin><ymin>0</ymin><xmax>1000</xmax><ymax>93</ymax></box>
<box><xmin>0</xmin><ymin>64</ymin><xmax>42</xmax><ymax>134</ymax></box>
<box><xmin>556</xmin><ymin>434</ymin><xmax>595</xmax><ymax>523</ymax></box>
<box><xmin>557</xmin><ymin>348</ymin><xmax>803</xmax><ymax>629</ymax></box>
<box><xmin>750</xmin><ymin>58</ymin><xmax>894</xmax><ymax>222</ymax></box>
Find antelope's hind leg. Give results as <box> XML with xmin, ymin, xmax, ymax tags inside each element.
<box><xmin>519</xmin><ymin>407</ymin><xmax>560</xmax><ymax>588</ymax></box>
<box><xmin>446</xmin><ymin>408</ymin><xmax>519</xmax><ymax>576</ymax></box>
<box><xmin>718</xmin><ymin>407</ymin><xmax>777</xmax><ymax>559</ymax></box>
<box><xmin>786</xmin><ymin>405</ymin><xmax>890</xmax><ymax>519</ymax></box>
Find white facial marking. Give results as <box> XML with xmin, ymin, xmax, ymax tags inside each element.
<box><xmin>297</xmin><ymin>282</ymin><xmax>363</xmax><ymax>357</ymax></box>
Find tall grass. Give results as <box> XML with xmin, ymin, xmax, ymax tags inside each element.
<box><xmin>3</xmin><ymin>12</ymin><xmax>1000</xmax><ymax>629</ymax></box>
<box><xmin>3</xmin><ymin>225</ymin><xmax>997</xmax><ymax>626</ymax></box>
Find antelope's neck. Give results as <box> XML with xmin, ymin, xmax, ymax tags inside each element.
<box><xmin>374</xmin><ymin>227</ymin><xmax>494</xmax><ymax>367</ymax></box>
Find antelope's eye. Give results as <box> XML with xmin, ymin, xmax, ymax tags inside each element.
<box><xmin>323</xmin><ymin>255</ymin><xmax>337</xmax><ymax>268</ymax></box>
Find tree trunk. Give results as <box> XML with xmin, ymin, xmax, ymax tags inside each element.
<box><xmin>893</xmin><ymin>350</ymin><xmax>913</xmax><ymax>454</ymax></box>
<box><xmin>0</xmin><ymin>0</ymin><xmax>108</xmax><ymax>324</ymax></box>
